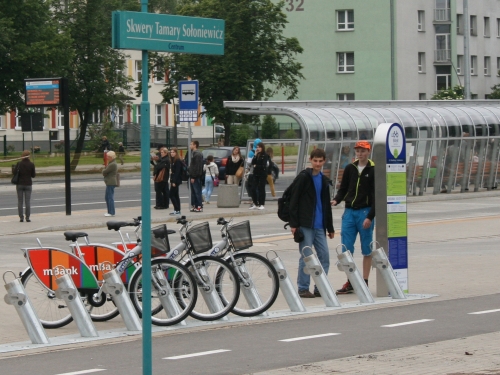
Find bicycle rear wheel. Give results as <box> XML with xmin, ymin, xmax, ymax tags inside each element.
<box><xmin>180</xmin><ymin>256</ymin><xmax>240</xmax><ymax>321</ymax></box>
<box><xmin>86</xmin><ymin>291</ymin><xmax>120</xmax><ymax>322</ymax></box>
<box><xmin>20</xmin><ymin>269</ymin><xmax>73</xmax><ymax>329</ymax></box>
<box><xmin>218</xmin><ymin>253</ymin><xmax>279</xmax><ymax>317</ymax></box>
<box><xmin>128</xmin><ymin>258</ymin><xmax>197</xmax><ymax>326</ymax></box>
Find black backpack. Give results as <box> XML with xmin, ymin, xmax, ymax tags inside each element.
<box><xmin>277</xmin><ymin>171</ymin><xmax>305</xmax><ymax>223</ymax></box>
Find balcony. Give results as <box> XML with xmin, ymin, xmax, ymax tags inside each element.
<box><xmin>434</xmin><ymin>8</ymin><xmax>451</xmax><ymax>22</ymax></box>
<box><xmin>434</xmin><ymin>49</ymin><xmax>451</xmax><ymax>63</ymax></box>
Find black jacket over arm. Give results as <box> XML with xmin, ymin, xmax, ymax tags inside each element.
<box><xmin>170</xmin><ymin>159</ymin><xmax>183</xmax><ymax>185</ymax></box>
<box><xmin>333</xmin><ymin>159</ymin><xmax>375</xmax><ymax>221</ymax></box>
<box><xmin>289</xmin><ymin>168</ymin><xmax>334</xmax><ymax>234</ymax></box>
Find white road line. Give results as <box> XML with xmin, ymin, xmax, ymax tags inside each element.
<box><xmin>468</xmin><ymin>309</ymin><xmax>500</xmax><ymax>315</ymax></box>
<box><xmin>382</xmin><ymin>319</ymin><xmax>434</xmax><ymax>328</ymax></box>
<box><xmin>164</xmin><ymin>349</ymin><xmax>231</xmax><ymax>360</ymax></box>
<box><xmin>55</xmin><ymin>369</ymin><xmax>106</xmax><ymax>375</ymax></box>
<box><xmin>279</xmin><ymin>333</ymin><xmax>341</xmax><ymax>342</ymax></box>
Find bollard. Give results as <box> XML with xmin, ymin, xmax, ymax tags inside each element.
<box><xmin>267</xmin><ymin>251</ymin><xmax>306</xmax><ymax>312</ymax></box>
<box><xmin>371</xmin><ymin>245</ymin><xmax>406</xmax><ymax>300</ymax></box>
<box><xmin>54</xmin><ymin>268</ymin><xmax>98</xmax><ymax>337</ymax></box>
<box><xmin>301</xmin><ymin>247</ymin><xmax>341</xmax><ymax>307</ymax></box>
<box><xmin>189</xmin><ymin>261</ymin><xmax>228</xmax><ymax>321</ymax></box>
<box><xmin>336</xmin><ymin>245</ymin><xmax>374</xmax><ymax>304</ymax></box>
<box><xmin>150</xmin><ymin>264</ymin><xmax>187</xmax><ymax>326</ymax></box>
<box><xmin>102</xmin><ymin>268</ymin><xmax>142</xmax><ymax>331</ymax></box>
<box><xmin>3</xmin><ymin>271</ymin><xmax>50</xmax><ymax>345</ymax></box>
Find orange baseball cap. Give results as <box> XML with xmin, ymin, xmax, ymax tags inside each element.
<box><xmin>354</xmin><ymin>141</ymin><xmax>371</xmax><ymax>150</ymax></box>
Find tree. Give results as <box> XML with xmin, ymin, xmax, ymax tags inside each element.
<box><xmin>0</xmin><ymin>0</ymin><xmax>72</xmax><ymax>113</ymax></box>
<box><xmin>431</xmin><ymin>85</ymin><xmax>465</xmax><ymax>100</ymax></box>
<box><xmin>488</xmin><ymin>83</ymin><xmax>500</xmax><ymax>99</ymax></box>
<box><xmin>52</xmin><ymin>0</ymin><xmax>139</xmax><ymax>170</ymax></box>
<box><xmin>156</xmin><ymin>0</ymin><xmax>304</xmax><ymax>145</ymax></box>
<box><xmin>229</xmin><ymin>124</ymin><xmax>255</xmax><ymax>146</ymax></box>
<box><xmin>261</xmin><ymin>115</ymin><xmax>279</xmax><ymax>139</ymax></box>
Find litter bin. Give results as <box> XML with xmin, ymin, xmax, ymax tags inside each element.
<box><xmin>217</xmin><ymin>184</ymin><xmax>240</xmax><ymax>208</ymax></box>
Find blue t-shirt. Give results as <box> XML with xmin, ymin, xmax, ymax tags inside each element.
<box><xmin>312</xmin><ymin>172</ymin><xmax>323</xmax><ymax>229</ymax></box>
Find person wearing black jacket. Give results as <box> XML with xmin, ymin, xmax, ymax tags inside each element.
<box><xmin>15</xmin><ymin>150</ymin><xmax>36</xmax><ymax>222</ymax></box>
<box><xmin>169</xmin><ymin>147</ymin><xmax>183</xmax><ymax>215</ymax></box>
<box><xmin>250</xmin><ymin>143</ymin><xmax>269</xmax><ymax>210</ymax></box>
<box><xmin>153</xmin><ymin>147</ymin><xmax>170</xmax><ymax>209</ymax></box>
<box><xmin>188</xmin><ymin>140</ymin><xmax>204</xmax><ymax>212</ymax></box>
<box><xmin>289</xmin><ymin>148</ymin><xmax>335</xmax><ymax>298</ymax></box>
<box><xmin>331</xmin><ymin>140</ymin><xmax>375</xmax><ymax>294</ymax></box>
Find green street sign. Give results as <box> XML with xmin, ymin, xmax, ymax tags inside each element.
<box><xmin>112</xmin><ymin>11</ymin><xmax>224</xmax><ymax>55</ymax></box>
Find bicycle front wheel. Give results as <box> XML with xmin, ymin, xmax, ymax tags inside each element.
<box><xmin>21</xmin><ymin>269</ymin><xmax>73</xmax><ymax>329</ymax></box>
<box><xmin>181</xmin><ymin>256</ymin><xmax>240</xmax><ymax>321</ymax></box>
<box><xmin>219</xmin><ymin>253</ymin><xmax>279</xmax><ymax>317</ymax></box>
<box><xmin>86</xmin><ymin>291</ymin><xmax>120</xmax><ymax>322</ymax></box>
<box><xmin>128</xmin><ymin>259</ymin><xmax>197</xmax><ymax>326</ymax></box>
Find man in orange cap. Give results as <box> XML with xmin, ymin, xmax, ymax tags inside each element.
<box><xmin>331</xmin><ymin>140</ymin><xmax>375</xmax><ymax>294</ymax></box>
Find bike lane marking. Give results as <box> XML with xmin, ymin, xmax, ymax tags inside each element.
<box><xmin>381</xmin><ymin>319</ymin><xmax>434</xmax><ymax>328</ymax></box>
<box><xmin>468</xmin><ymin>309</ymin><xmax>500</xmax><ymax>315</ymax></box>
<box><xmin>279</xmin><ymin>333</ymin><xmax>341</xmax><ymax>342</ymax></box>
<box><xmin>55</xmin><ymin>369</ymin><xmax>106</xmax><ymax>375</ymax></box>
<box><xmin>164</xmin><ymin>349</ymin><xmax>231</xmax><ymax>360</ymax></box>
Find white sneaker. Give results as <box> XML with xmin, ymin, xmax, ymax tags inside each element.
<box><xmin>104</xmin><ymin>213</ymin><xmax>114</xmax><ymax>217</ymax></box>
<box><xmin>258</xmin><ymin>205</ymin><xmax>265</xmax><ymax>210</ymax></box>
<box><xmin>249</xmin><ymin>204</ymin><xmax>257</xmax><ymax>210</ymax></box>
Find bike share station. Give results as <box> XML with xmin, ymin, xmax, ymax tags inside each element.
<box><xmin>3</xmin><ymin>114</ymin><xmax>436</xmax><ymax>359</ymax></box>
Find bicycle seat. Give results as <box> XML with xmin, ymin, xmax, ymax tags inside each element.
<box><xmin>63</xmin><ymin>231</ymin><xmax>89</xmax><ymax>242</ymax></box>
<box><xmin>107</xmin><ymin>221</ymin><xmax>135</xmax><ymax>231</ymax></box>
<box><xmin>152</xmin><ymin>227</ymin><xmax>176</xmax><ymax>239</ymax></box>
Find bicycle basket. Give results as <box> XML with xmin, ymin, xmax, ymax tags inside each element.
<box><xmin>227</xmin><ymin>220</ymin><xmax>252</xmax><ymax>251</ymax></box>
<box><xmin>186</xmin><ymin>222</ymin><xmax>213</xmax><ymax>254</ymax></box>
<box><xmin>151</xmin><ymin>224</ymin><xmax>170</xmax><ymax>257</ymax></box>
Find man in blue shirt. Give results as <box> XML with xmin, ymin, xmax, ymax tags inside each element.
<box><xmin>289</xmin><ymin>148</ymin><xmax>335</xmax><ymax>298</ymax></box>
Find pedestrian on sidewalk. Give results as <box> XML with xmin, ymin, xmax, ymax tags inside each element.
<box><xmin>153</xmin><ymin>147</ymin><xmax>170</xmax><ymax>209</ymax></box>
<box><xmin>226</xmin><ymin>146</ymin><xmax>244</xmax><ymax>185</ymax></box>
<box><xmin>117</xmin><ymin>142</ymin><xmax>125</xmax><ymax>165</ymax></box>
<box><xmin>15</xmin><ymin>150</ymin><xmax>36</xmax><ymax>223</ymax></box>
<box><xmin>202</xmin><ymin>155</ymin><xmax>219</xmax><ymax>204</ymax></box>
<box><xmin>266</xmin><ymin>147</ymin><xmax>276</xmax><ymax>198</ymax></box>
<box><xmin>169</xmin><ymin>147</ymin><xmax>183</xmax><ymax>216</ymax></box>
<box><xmin>103</xmin><ymin>151</ymin><xmax>118</xmax><ymax>217</ymax></box>
<box><xmin>289</xmin><ymin>148</ymin><xmax>335</xmax><ymax>298</ymax></box>
<box><xmin>100</xmin><ymin>136</ymin><xmax>111</xmax><ymax>167</ymax></box>
<box><xmin>188</xmin><ymin>140</ymin><xmax>204</xmax><ymax>212</ymax></box>
<box><xmin>331</xmin><ymin>140</ymin><xmax>375</xmax><ymax>294</ymax></box>
<box><xmin>250</xmin><ymin>142</ymin><xmax>269</xmax><ymax>210</ymax></box>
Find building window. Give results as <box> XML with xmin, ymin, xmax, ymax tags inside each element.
<box><xmin>434</xmin><ymin>0</ymin><xmax>450</xmax><ymax>21</ymax></box>
<box><xmin>337</xmin><ymin>10</ymin><xmax>354</xmax><ymax>30</ymax></box>
<box><xmin>457</xmin><ymin>55</ymin><xmax>463</xmax><ymax>75</ymax></box>
<box><xmin>457</xmin><ymin>14</ymin><xmax>464</xmax><ymax>35</ymax></box>
<box><xmin>436</xmin><ymin>66</ymin><xmax>451</xmax><ymax>91</ymax></box>
<box><xmin>418</xmin><ymin>52</ymin><xmax>426</xmax><ymax>73</ymax></box>
<box><xmin>135</xmin><ymin>105</ymin><xmax>141</xmax><ymax>124</ymax></box>
<box><xmin>337</xmin><ymin>93</ymin><xmax>355</xmax><ymax>100</ymax></box>
<box><xmin>471</xmin><ymin>94</ymin><xmax>478</xmax><ymax>100</ymax></box>
<box><xmin>497</xmin><ymin>18</ymin><xmax>500</xmax><ymax>37</ymax></box>
<box><xmin>484</xmin><ymin>17</ymin><xmax>491</xmax><ymax>37</ymax></box>
<box><xmin>471</xmin><ymin>55</ymin><xmax>477</xmax><ymax>75</ymax></box>
<box><xmin>155</xmin><ymin>105</ymin><xmax>163</xmax><ymax>125</ymax></box>
<box><xmin>417</xmin><ymin>11</ymin><xmax>425</xmax><ymax>31</ymax></box>
<box><xmin>470</xmin><ymin>15</ymin><xmax>477</xmax><ymax>36</ymax></box>
<box><xmin>497</xmin><ymin>57</ymin><xmax>500</xmax><ymax>75</ymax></box>
<box><xmin>484</xmin><ymin>56</ymin><xmax>491</xmax><ymax>75</ymax></box>
<box><xmin>435</xmin><ymin>31</ymin><xmax>451</xmax><ymax>62</ymax></box>
<box><xmin>135</xmin><ymin>60</ymin><xmax>142</xmax><ymax>82</ymax></box>
<box><xmin>153</xmin><ymin>67</ymin><xmax>165</xmax><ymax>83</ymax></box>
<box><xmin>57</xmin><ymin>109</ymin><xmax>64</xmax><ymax>128</ymax></box>
<box><xmin>337</xmin><ymin>52</ymin><xmax>354</xmax><ymax>73</ymax></box>
<box><xmin>419</xmin><ymin>93</ymin><xmax>427</xmax><ymax>100</ymax></box>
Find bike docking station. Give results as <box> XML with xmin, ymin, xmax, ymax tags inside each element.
<box><xmin>336</xmin><ymin>245</ymin><xmax>375</xmax><ymax>304</ymax></box>
<box><xmin>101</xmin><ymin>267</ymin><xmax>142</xmax><ymax>331</ymax></box>
<box><xmin>370</xmin><ymin>243</ymin><xmax>406</xmax><ymax>300</ymax></box>
<box><xmin>3</xmin><ymin>270</ymin><xmax>50</xmax><ymax>345</ymax></box>
<box><xmin>53</xmin><ymin>266</ymin><xmax>99</xmax><ymax>338</ymax></box>
<box><xmin>267</xmin><ymin>250</ymin><xmax>306</xmax><ymax>312</ymax></box>
<box><xmin>301</xmin><ymin>246</ymin><xmax>341</xmax><ymax>307</ymax></box>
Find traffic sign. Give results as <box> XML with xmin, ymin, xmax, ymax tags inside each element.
<box><xmin>178</xmin><ymin>80</ymin><xmax>199</xmax><ymax>122</ymax></box>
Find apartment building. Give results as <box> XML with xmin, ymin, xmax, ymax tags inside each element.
<box><xmin>273</xmin><ymin>0</ymin><xmax>500</xmax><ymax>100</ymax></box>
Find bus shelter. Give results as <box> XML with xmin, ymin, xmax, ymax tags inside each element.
<box><xmin>225</xmin><ymin>100</ymin><xmax>500</xmax><ymax>196</ymax></box>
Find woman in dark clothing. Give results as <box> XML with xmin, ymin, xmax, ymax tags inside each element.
<box><xmin>169</xmin><ymin>147</ymin><xmax>183</xmax><ymax>215</ymax></box>
<box><xmin>250</xmin><ymin>143</ymin><xmax>269</xmax><ymax>210</ymax></box>
<box><xmin>15</xmin><ymin>150</ymin><xmax>36</xmax><ymax>222</ymax></box>
<box><xmin>153</xmin><ymin>147</ymin><xmax>170</xmax><ymax>209</ymax></box>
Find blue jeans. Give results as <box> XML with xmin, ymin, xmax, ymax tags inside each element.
<box><xmin>202</xmin><ymin>176</ymin><xmax>214</xmax><ymax>202</ymax></box>
<box><xmin>190</xmin><ymin>177</ymin><xmax>202</xmax><ymax>208</ymax></box>
<box><xmin>341</xmin><ymin>208</ymin><xmax>375</xmax><ymax>256</ymax></box>
<box><xmin>297</xmin><ymin>227</ymin><xmax>330</xmax><ymax>292</ymax></box>
<box><xmin>105</xmin><ymin>185</ymin><xmax>115</xmax><ymax>215</ymax></box>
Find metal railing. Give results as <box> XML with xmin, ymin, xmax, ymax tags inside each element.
<box><xmin>434</xmin><ymin>8</ymin><xmax>451</xmax><ymax>22</ymax></box>
<box><xmin>434</xmin><ymin>49</ymin><xmax>451</xmax><ymax>62</ymax></box>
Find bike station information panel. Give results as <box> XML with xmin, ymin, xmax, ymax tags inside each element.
<box><xmin>24</xmin><ymin>78</ymin><xmax>62</xmax><ymax>106</ymax></box>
